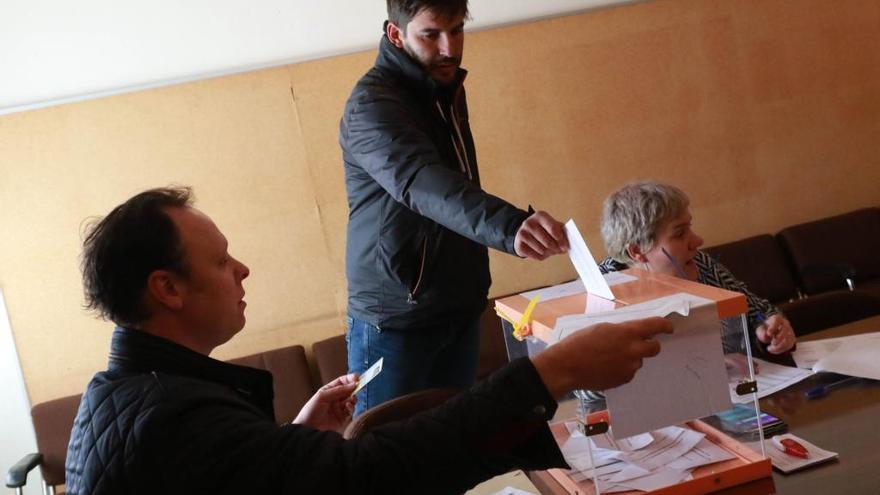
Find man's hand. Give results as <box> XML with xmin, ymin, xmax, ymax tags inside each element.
<box><xmin>293</xmin><ymin>373</ymin><xmax>358</xmax><ymax>433</ymax></box>
<box><xmin>756</xmin><ymin>314</ymin><xmax>796</xmax><ymax>354</ymax></box>
<box><xmin>532</xmin><ymin>317</ymin><xmax>673</xmax><ymax>399</ymax></box>
<box><xmin>514</xmin><ymin>211</ymin><xmax>569</xmax><ymax>260</ymax></box>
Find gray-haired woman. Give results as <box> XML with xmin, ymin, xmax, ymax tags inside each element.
<box><xmin>598</xmin><ymin>181</ymin><xmax>796</xmax><ymax>358</ymax></box>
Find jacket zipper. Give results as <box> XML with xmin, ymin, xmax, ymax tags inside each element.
<box><xmin>407</xmin><ymin>237</ymin><xmax>428</xmax><ymax>305</ymax></box>
<box><xmin>434</xmin><ymin>101</ymin><xmax>473</xmax><ymax>181</ymax></box>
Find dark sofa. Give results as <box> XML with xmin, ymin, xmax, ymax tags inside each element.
<box><xmin>705</xmin><ymin>207</ymin><xmax>880</xmax><ymax>336</ymax></box>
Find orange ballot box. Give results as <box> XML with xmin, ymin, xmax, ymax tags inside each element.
<box><xmin>495</xmin><ymin>269</ymin><xmax>772</xmax><ymax>495</ymax></box>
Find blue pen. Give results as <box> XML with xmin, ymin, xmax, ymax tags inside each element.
<box><xmin>660</xmin><ymin>247</ymin><xmax>689</xmax><ymax>279</ymax></box>
<box><xmin>805</xmin><ymin>376</ymin><xmax>859</xmax><ymax>399</ymax></box>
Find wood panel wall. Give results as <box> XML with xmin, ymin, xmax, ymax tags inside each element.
<box><xmin>1</xmin><ymin>0</ymin><xmax>878</xmax><ymax>404</ymax></box>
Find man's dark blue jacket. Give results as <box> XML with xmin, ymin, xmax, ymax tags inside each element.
<box><xmin>64</xmin><ymin>327</ymin><xmax>567</xmax><ymax>494</ymax></box>
<box><xmin>340</xmin><ymin>36</ymin><xmax>529</xmax><ymax>329</ymax></box>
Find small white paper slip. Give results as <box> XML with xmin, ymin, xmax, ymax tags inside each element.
<box><xmin>352</xmin><ymin>357</ymin><xmax>384</xmax><ymax>396</ymax></box>
<box><xmin>564</xmin><ymin>219</ymin><xmax>615</xmax><ymax>301</ymax></box>
<box><xmin>758</xmin><ymin>433</ymin><xmax>838</xmax><ymax>473</ymax></box>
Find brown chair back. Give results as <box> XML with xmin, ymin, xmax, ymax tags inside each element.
<box><xmin>227</xmin><ymin>344</ymin><xmax>316</xmax><ymax>424</ymax></box>
<box><xmin>312</xmin><ymin>334</ymin><xmax>348</xmax><ymax>386</ymax></box>
<box><xmin>30</xmin><ymin>393</ymin><xmax>82</xmax><ymax>486</ymax></box>
<box><xmin>777</xmin><ymin>208</ymin><xmax>880</xmax><ymax>294</ymax></box>
<box><xmin>704</xmin><ymin>234</ymin><xmax>800</xmax><ymax>304</ymax></box>
<box><xmin>343</xmin><ymin>387</ymin><xmax>460</xmax><ymax>440</ymax></box>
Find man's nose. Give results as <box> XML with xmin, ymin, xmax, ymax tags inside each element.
<box><xmin>438</xmin><ymin>33</ymin><xmax>454</xmax><ymax>57</ymax></box>
<box><xmin>235</xmin><ymin>258</ymin><xmax>250</xmax><ymax>280</ymax></box>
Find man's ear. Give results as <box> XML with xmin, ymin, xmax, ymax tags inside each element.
<box><xmin>386</xmin><ymin>20</ymin><xmax>405</xmax><ymax>49</ymax></box>
<box><xmin>146</xmin><ymin>270</ymin><xmax>184</xmax><ymax>311</ymax></box>
<box><xmin>626</xmin><ymin>244</ymin><xmax>647</xmax><ymax>263</ymax></box>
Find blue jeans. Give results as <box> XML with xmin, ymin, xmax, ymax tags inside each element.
<box><xmin>346</xmin><ymin>313</ymin><xmax>480</xmax><ymax>417</ymax></box>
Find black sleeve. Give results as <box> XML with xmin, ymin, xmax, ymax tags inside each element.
<box><xmin>148</xmin><ymin>358</ymin><xmax>566</xmax><ymax>495</ymax></box>
<box><xmin>342</xmin><ymin>89</ymin><xmax>529</xmax><ymax>255</ymax></box>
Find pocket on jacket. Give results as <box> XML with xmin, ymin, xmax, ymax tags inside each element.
<box><xmin>377</xmin><ymin>211</ymin><xmax>431</xmax><ymax>298</ymax></box>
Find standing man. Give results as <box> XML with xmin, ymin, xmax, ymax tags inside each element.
<box><xmin>340</xmin><ymin>0</ymin><xmax>569</xmax><ymax>416</ymax></box>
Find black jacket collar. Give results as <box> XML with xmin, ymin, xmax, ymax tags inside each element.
<box><xmin>375</xmin><ymin>35</ymin><xmax>467</xmax><ymax>101</ymax></box>
<box><xmin>107</xmin><ymin>326</ymin><xmax>275</xmax><ymax>416</ymax></box>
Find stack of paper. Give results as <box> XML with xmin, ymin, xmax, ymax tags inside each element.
<box><xmin>560</xmin><ymin>423</ymin><xmax>735</xmax><ymax>493</ymax></box>
<box><xmin>792</xmin><ymin>332</ymin><xmax>880</xmax><ymax>380</ymax></box>
<box><xmin>728</xmin><ymin>358</ymin><xmax>814</xmax><ymax>404</ymax></box>
<box><xmin>747</xmin><ymin>434</ymin><xmax>838</xmax><ymax>473</ymax></box>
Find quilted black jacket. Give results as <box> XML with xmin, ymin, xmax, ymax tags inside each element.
<box><xmin>65</xmin><ymin>327</ymin><xmax>567</xmax><ymax>494</ymax></box>
<box><xmin>340</xmin><ymin>35</ymin><xmax>530</xmax><ymax>329</ymax></box>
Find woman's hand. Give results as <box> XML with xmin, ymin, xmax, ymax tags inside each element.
<box><xmin>756</xmin><ymin>315</ymin><xmax>796</xmax><ymax>354</ymax></box>
<box><xmin>293</xmin><ymin>373</ymin><xmax>358</xmax><ymax>433</ymax></box>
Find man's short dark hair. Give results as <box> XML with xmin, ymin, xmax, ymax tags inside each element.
<box><xmin>387</xmin><ymin>0</ymin><xmax>469</xmax><ymax>30</ymax></box>
<box><xmin>81</xmin><ymin>186</ymin><xmax>193</xmax><ymax>328</ymax></box>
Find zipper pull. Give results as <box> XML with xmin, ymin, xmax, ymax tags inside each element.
<box><xmin>407</xmin><ymin>292</ymin><xmax>419</xmax><ymax>305</ymax></box>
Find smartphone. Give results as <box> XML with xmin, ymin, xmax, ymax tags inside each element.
<box><xmin>716</xmin><ymin>404</ymin><xmax>786</xmax><ymax>435</ymax></box>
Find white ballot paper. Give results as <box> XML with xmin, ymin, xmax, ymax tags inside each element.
<box><xmin>560</xmin><ymin>424</ymin><xmax>733</xmax><ymax>493</ymax></box>
<box><xmin>564</xmin><ymin>219</ymin><xmax>615</xmax><ymax>300</ymax></box>
<box><xmin>812</xmin><ymin>338</ymin><xmax>880</xmax><ymax>380</ymax></box>
<box><xmin>748</xmin><ymin>434</ymin><xmax>838</xmax><ymax>473</ymax></box>
<box><xmin>351</xmin><ymin>357</ymin><xmax>383</xmax><ymax>396</ymax></box>
<box><xmin>729</xmin><ymin>358</ymin><xmax>814</xmax><ymax>403</ymax></box>
<box><xmin>602</xmin><ymin>296</ymin><xmax>732</xmax><ymax>439</ymax></box>
<box><xmin>792</xmin><ymin>331</ymin><xmax>880</xmax><ymax>380</ymax></box>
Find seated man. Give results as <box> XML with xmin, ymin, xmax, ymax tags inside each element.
<box><xmin>66</xmin><ymin>186</ymin><xmax>672</xmax><ymax>495</ymax></box>
<box><xmin>598</xmin><ymin>180</ymin><xmax>796</xmax><ymax>361</ymax></box>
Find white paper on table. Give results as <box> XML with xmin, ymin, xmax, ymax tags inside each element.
<box><xmin>613</xmin><ymin>426</ymin><xmax>705</xmax><ymax>471</ymax></box>
<box><xmin>604</xmin><ymin>300</ymin><xmax>732</xmax><ymax>438</ymax></box>
<box><xmin>729</xmin><ymin>358</ymin><xmax>814</xmax><ymax>403</ymax></box>
<box><xmin>551</xmin><ymin>292</ymin><xmax>697</xmax><ymax>344</ymax></box>
<box><xmin>813</xmin><ymin>337</ymin><xmax>880</xmax><ymax>380</ymax></box>
<box><xmin>792</xmin><ymin>332</ymin><xmax>880</xmax><ymax>369</ymax></box>
<box><xmin>666</xmin><ymin>437</ymin><xmax>736</xmax><ymax>470</ymax></box>
<box><xmin>564</xmin><ymin>219</ymin><xmax>615</xmax><ymax>300</ymax></box>
<box><xmin>758</xmin><ymin>434</ymin><xmax>838</xmax><ymax>473</ymax></box>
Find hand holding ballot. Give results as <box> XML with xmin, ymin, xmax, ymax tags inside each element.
<box><xmin>514</xmin><ymin>210</ymin><xmax>569</xmax><ymax>260</ymax></box>
<box><xmin>532</xmin><ymin>317</ymin><xmax>673</xmax><ymax>399</ymax></box>
<box><xmin>293</xmin><ymin>373</ymin><xmax>359</xmax><ymax>433</ymax></box>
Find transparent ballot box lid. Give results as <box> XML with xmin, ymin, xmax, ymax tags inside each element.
<box><xmin>494</xmin><ymin>270</ymin><xmax>772</xmax><ymax>494</ymax></box>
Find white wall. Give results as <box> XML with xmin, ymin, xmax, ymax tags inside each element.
<box><xmin>0</xmin><ymin>289</ymin><xmax>41</xmax><ymax>495</ymax></box>
<box><xmin>0</xmin><ymin>0</ymin><xmax>634</xmax><ymax>115</ymax></box>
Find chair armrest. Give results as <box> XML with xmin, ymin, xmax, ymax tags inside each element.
<box><xmin>802</xmin><ymin>263</ymin><xmax>857</xmax><ymax>290</ymax></box>
<box><xmin>5</xmin><ymin>453</ymin><xmax>42</xmax><ymax>488</ymax></box>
